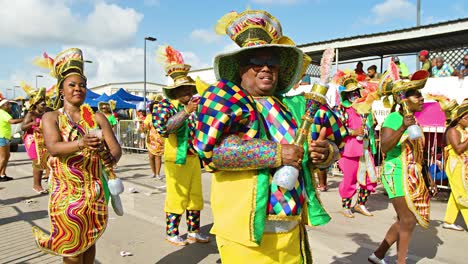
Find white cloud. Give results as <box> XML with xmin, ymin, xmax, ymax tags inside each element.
<box><xmin>221</xmin><ymin>43</ymin><xmax>241</xmax><ymax>54</ymax></box>
<box><xmin>190</xmin><ymin>29</ymin><xmax>223</xmax><ymax>44</ymax></box>
<box><xmin>181</xmin><ymin>51</ymin><xmax>211</xmax><ymax>69</ymax></box>
<box><xmin>250</xmin><ymin>0</ymin><xmax>301</xmax><ymax>5</ymax></box>
<box><xmin>0</xmin><ymin>0</ymin><xmax>143</xmax><ymax>48</ymax></box>
<box><xmin>371</xmin><ymin>0</ymin><xmax>416</xmax><ymax>24</ymax></box>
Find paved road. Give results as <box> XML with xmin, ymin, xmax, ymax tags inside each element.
<box><xmin>1</xmin><ymin>147</ymin><xmax>466</xmax><ymax>263</ymax></box>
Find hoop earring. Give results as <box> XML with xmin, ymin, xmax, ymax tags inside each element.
<box><xmin>60</xmin><ymin>95</ymin><xmax>64</xmax><ymax>100</ymax></box>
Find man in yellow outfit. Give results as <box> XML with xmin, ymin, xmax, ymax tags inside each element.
<box><xmin>153</xmin><ymin>45</ymin><xmax>209</xmax><ymax>246</ymax></box>
<box><xmin>193</xmin><ymin>10</ymin><xmax>342</xmax><ymax>263</ymax></box>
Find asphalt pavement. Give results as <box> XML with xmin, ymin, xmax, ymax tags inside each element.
<box><xmin>0</xmin><ymin>146</ymin><xmax>466</xmax><ymax>264</ymax></box>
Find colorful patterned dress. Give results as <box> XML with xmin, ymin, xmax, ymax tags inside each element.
<box><xmin>32</xmin><ymin>110</ymin><xmax>107</xmax><ymax>256</ymax></box>
<box><xmin>381</xmin><ymin>112</ymin><xmax>430</xmax><ymax>227</ymax></box>
<box><xmin>144</xmin><ymin>114</ymin><xmax>164</xmax><ymax>156</ymax></box>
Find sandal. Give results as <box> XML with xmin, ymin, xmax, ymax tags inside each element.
<box><xmin>317</xmin><ymin>184</ymin><xmax>328</xmax><ymax>192</ymax></box>
<box><xmin>32</xmin><ymin>187</ymin><xmax>48</xmax><ymax>194</ymax></box>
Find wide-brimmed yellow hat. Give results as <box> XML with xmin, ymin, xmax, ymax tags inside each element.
<box><xmin>213</xmin><ymin>10</ymin><xmax>303</xmax><ymax>95</ymax></box>
<box><xmin>450</xmin><ymin>99</ymin><xmax>468</xmax><ymax>126</ymax></box>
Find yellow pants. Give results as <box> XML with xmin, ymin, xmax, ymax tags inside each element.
<box><xmin>216</xmin><ymin>225</ymin><xmax>303</xmax><ymax>264</ymax></box>
<box><xmin>444</xmin><ymin>157</ymin><xmax>468</xmax><ymax>226</ymax></box>
<box><xmin>164</xmin><ymin>155</ymin><xmax>203</xmax><ymax>214</ymax></box>
<box><xmin>444</xmin><ymin>193</ymin><xmax>468</xmax><ymax>226</ymax></box>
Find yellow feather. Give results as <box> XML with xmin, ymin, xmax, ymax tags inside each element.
<box><xmin>19</xmin><ymin>81</ymin><xmax>34</xmax><ymax>96</ymax></box>
<box><xmin>215</xmin><ymin>11</ymin><xmax>238</xmax><ymax>35</ymax></box>
<box><xmin>195</xmin><ymin>77</ymin><xmax>210</xmax><ymax>95</ymax></box>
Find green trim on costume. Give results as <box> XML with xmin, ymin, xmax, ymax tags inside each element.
<box><xmin>282</xmin><ymin>95</ymin><xmax>331</xmax><ymax>226</ymax></box>
<box><xmin>174</xmin><ymin>104</ymin><xmax>189</xmax><ymax>165</ymax></box>
<box><xmin>253</xmin><ymin>117</ymin><xmax>269</xmax><ymax>244</ymax></box>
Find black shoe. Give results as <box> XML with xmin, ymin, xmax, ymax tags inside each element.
<box><xmin>0</xmin><ymin>175</ymin><xmax>13</xmax><ymax>182</ymax></box>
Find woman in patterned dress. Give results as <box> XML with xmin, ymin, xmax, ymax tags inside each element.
<box><xmin>32</xmin><ymin>48</ymin><xmax>121</xmax><ymax>263</ymax></box>
<box><xmin>369</xmin><ymin>79</ymin><xmax>437</xmax><ymax>263</ymax></box>
<box><xmin>145</xmin><ymin>99</ymin><xmax>164</xmax><ymax>179</ymax></box>
<box><xmin>21</xmin><ymin>88</ymin><xmax>49</xmax><ymax>194</ymax></box>
<box><xmin>442</xmin><ymin>99</ymin><xmax>468</xmax><ymax>231</ymax></box>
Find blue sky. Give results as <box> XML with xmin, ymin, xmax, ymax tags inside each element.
<box><xmin>0</xmin><ymin>0</ymin><xmax>466</xmax><ymax>98</ymax></box>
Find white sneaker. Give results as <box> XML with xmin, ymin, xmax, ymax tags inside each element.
<box><xmin>187</xmin><ymin>232</ymin><xmax>210</xmax><ymax>243</ymax></box>
<box><xmin>165</xmin><ymin>235</ymin><xmax>188</xmax><ymax>246</ymax></box>
<box><xmin>442</xmin><ymin>222</ymin><xmax>464</xmax><ymax>231</ymax></box>
<box><xmin>368</xmin><ymin>253</ymin><xmax>387</xmax><ymax>264</ymax></box>
<box><xmin>156</xmin><ymin>175</ymin><xmax>165</xmax><ymax>180</ymax></box>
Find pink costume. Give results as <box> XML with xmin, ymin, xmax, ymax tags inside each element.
<box><xmin>337</xmin><ymin>105</ymin><xmax>377</xmax><ymax>209</ymax></box>
<box><xmin>23</xmin><ymin>117</ymin><xmax>41</xmax><ymax>161</ymax></box>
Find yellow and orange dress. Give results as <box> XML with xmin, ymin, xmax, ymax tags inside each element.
<box><xmin>444</xmin><ymin>126</ymin><xmax>468</xmax><ymax>225</ymax></box>
<box><xmin>144</xmin><ymin>114</ymin><xmax>164</xmax><ymax>156</ymax></box>
<box><xmin>32</xmin><ymin>110</ymin><xmax>107</xmax><ymax>257</ymax></box>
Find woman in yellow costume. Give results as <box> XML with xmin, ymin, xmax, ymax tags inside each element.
<box><xmin>32</xmin><ymin>48</ymin><xmax>122</xmax><ymax>263</ymax></box>
<box><xmin>145</xmin><ymin>95</ymin><xmax>164</xmax><ymax>179</ymax></box>
<box><xmin>442</xmin><ymin>99</ymin><xmax>468</xmax><ymax>231</ymax></box>
<box><xmin>21</xmin><ymin>84</ymin><xmax>50</xmax><ymax>194</ymax></box>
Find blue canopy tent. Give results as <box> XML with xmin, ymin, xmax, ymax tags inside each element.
<box><xmin>86</xmin><ymin>88</ymin><xmax>100</xmax><ymax>99</ymax></box>
<box><xmin>113</xmin><ymin>88</ymin><xmax>146</xmax><ymax>102</ymax></box>
<box><xmin>89</xmin><ymin>93</ymin><xmax>136</xmax><ymax>110</ymax></box>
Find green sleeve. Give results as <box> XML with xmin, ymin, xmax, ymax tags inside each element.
<box><xmin>382</xmin><ymin>112</ymin><xmax>403</xmax><ymax>131</ymax></box>
<box><xmin>108</xmin><ymin>115</ymin><xmax>117</xmax><ymax>126</ymax></box>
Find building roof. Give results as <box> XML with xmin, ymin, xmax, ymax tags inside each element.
<box><xmin>298</xmin><ymin>17</ymin><xmax>468</xmax><ymax>63</ymax></box>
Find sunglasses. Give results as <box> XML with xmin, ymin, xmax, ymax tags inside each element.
<box><xmin>241</xmin><ymin>56</ymin><xmax>280</xmax><ymax>71</ymax></box>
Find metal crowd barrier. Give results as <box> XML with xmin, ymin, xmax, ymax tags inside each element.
<box><xmin>116</xmin><ymin>120</ymin><xmax>148</xmax><ymax>152</ymax></box>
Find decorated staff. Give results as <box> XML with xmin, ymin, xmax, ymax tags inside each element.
<box><xmin>273</xmin><ymin>48</ymin><xmax>338</xmax><ymax>190</ymax></box>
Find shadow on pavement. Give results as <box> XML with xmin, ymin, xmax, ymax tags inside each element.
<box><xmin>155</xmin><ymin>224</ymin><xmax>219</xmax><ymax>264</ymax></box>
<box><xmin>330</xmin><ymin>233</ymin><xmax>384</xmax><ymax>264</ymax></box>
<box><xmin>0</xmin><ymin>208</ymin><xmax>48</xmax><ymax>226</ymax></box>
<box><xmin>409</xmin><ymin>220</ymin><xmax>443</xmax><ymax>262</ymax></box>
<box><xmin>330</xmin><ymin>220</ymin><xmax>444</xmax><ymax>264</ymax></box>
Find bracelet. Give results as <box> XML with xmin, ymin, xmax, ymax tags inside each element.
<box><xmin>274</xmin><ymin>143</ymin><xmax>282</xmax><ymax>167</ymax></box>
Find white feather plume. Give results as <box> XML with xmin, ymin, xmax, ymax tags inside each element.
<box><xmin>320</xmin><ymin>48</ymin><xmax>335</xmax><ymax>84</ymax></box>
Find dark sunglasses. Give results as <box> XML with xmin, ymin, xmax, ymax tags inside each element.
<box><xmin>241</xmin><ymin>56</ymin><xmax>280</xmax><ymax>71</ymax></box>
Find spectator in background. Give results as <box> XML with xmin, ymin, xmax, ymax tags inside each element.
<box><xmin>366</xmin><ymin>65</ymin><xmax>381</xmax><ymax>81</ymax></box>
<box><xmin>393</xmin><ymin>56</ymin><xmax>410</xmax><ymax>79</ymax></box>
<box><xmin>354</xmin><ymin>61</ymin><xmax>366</xmax><ymax>81</ymax></box>
<box><xmin>419</xmin><ymin>50</ymin><xmax>431</xmax><ymax>72</ymax></box>
<box><xmin>453</xmin><ymin>54</ymin><xmax>468</xmax><ymax>78</ymax></box>
<box><xmin>0</xmin><ymin>99</ymin><xmax>23</xmax><ymax>181</ymax></box>
<box><xmin>431</xmin><ymin>57</ymin><xmax>437</xmax><ymax>68</ymax></box>
<box><xmin>432</xmin><ymin>56</ymin><xmax>454</xmax><ymax>77</ymax></box>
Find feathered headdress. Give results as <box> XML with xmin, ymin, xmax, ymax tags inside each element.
<box><xmin>426</xmin><ymin>93</ymin><xmax>459</xmax><ymax>125</ymax></box>
<box><xmin>157</xmin><ymin>45</ymin><xmax>185</xmax><ymax>67</ymax></box>
<box><xmin>156</xmin><ymin>45</ymin><xmax>196</xmax><ymax>100</ymax></box>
